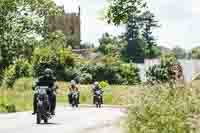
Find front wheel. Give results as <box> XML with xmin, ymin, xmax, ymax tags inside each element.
<box><xmin>36</xmin><ymin>113</ymin><xmax>41</xmax><ymax>124</ymax></box>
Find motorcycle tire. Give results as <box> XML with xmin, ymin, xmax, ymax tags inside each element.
<box><xmin>36</xmin><ymin>112</ymin><xmax>41</xmax><ymax>124</ymax></box>
<box><xmin>44</xmin><ymin>118</ymin><xmax>48</xmax><ymax>124</ymax></box>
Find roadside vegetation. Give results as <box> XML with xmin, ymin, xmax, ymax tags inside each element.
<box><xmin>127</xmin><ymin>83</ymin><xmax>200</xmax><ymax>133</ymax></box>
<box><xmin>0</xmin><ymin>78</ymin><xmax>128</xmax><ymax>112</ymax></box>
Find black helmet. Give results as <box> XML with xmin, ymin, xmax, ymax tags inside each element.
<box><xmin>44</xmin><ymin>68</ymin><xmax>53</xmax><ymax>77</ymax></box>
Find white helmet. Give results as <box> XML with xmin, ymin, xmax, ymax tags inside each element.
<box><xmin>71</xmin><ymin>80</ymin><xmax>76</xmax><ymax>85</ymax></box>
<box><xmin>94</xmin><ymin>81</ymin><xmax>99</xmax><ymax>86</ymax></box>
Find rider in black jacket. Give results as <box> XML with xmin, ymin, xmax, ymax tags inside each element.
<box><xmin>92</xmin><ymin>82</ymin><xmax>103</xmax><ymax>104</ymax></box>
<box><xmin>32</xmin><ymin>68</ymin><xmax>57</xmax><ymax>115</ymax></box>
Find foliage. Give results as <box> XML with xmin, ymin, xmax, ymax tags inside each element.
<box><xmin>127</xmin><ymin>85</ymin><xmax>200</xmax><ymax>133</ymax></box>
<box><xmin>79</xmin><ymin>73</ymin><xmax>93</xmax><ymax>84</ymax></box>
<box><xmin>65</xmin><ymin>33</ymin><xmax>80</xmax><ymax>49</ymax></box>
<box><xmin>32</xmin><ymin>47</ymin><xmax>77</xmax><ymax>79</ymax></box>
<box><xmin>191</xmin><ymin>47</ymin><xmax>200</xmax><ymax>59</ymax></box>
<box><xmin>146</xmin><ymin>53</ymin><xmax>177</xmax><ymax>83</ymax></box>
<box><xmin>98</xmin><ymin>33</ymin><xmax>127</xmax><ymax>58</ymax></box>
<box><xmin>99</xmin><ymin>81</ymin><xmax>109</xmax><ymax>89</ymax></box>
<box><xmin>104</xmin><ymin>0</ymin><xmax>147</xmax><ymax>25</ymax></box>
<box><xmin>0</xmin><ymin>0</ymin><xmax>63</xmax><ymax>70</ymax></box>
<box><xmin>119</xmin><ymin>63</ymin><xmax>140</xmax><ymax>85</ymax></box>
<box><xmin>41</xmin><ymin>31</ymin><xmax>65</xmax><ymax>50</ymax></box>
<box><xmin>172</xmin><ymin>46</ymin><xmax>186</xmax><ymax>59</ymax></box>
<box><xmin>0</xmin><ymin>80</ymin><xmax>129</xmax><ymax>112</ymax></box>
<box><xmin>76</xmin><ymin>63</ymin><xmax>140</xmax><ymax>85</ymax></box>
<box><xmin>160</xmin><ymin>53</ymin><xmax>177</xmax><ymax>67</ymax></box>
<box><xmin>104</xmin><ymin>0</ymin><xmax>160</xmax><ymax>61</ymax></box>
<box><xmin>3</xmin><ymin>58</ymin><xmax>31</xmax><ymax>87</ymax></box>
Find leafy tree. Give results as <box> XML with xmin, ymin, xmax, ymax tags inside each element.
<box><xmin>172</xmin><ymin>46</ymin><xmax>186</xmax><ymax>59</ymax></box>
<box><xmin>0</xmin><ymin>0</ymin><xmax>63</xmax><ymax>69</ymax></box>
<box><xmin>146</xmin><ymin>53</ymin><xmax>178</xmax><ymax>83</ymax></box>
<box><xmin>191</xmin><ymin>47</ymin><xmax>200</xmax><ymax>59</ymax></box>
<box><xmin>98</xmin><ymin>33</ymin><xmax>127</xmax><ymax>59</ymax></box>
<box><xmin>39</xmin><ymin>31</ymin><xmax>65</xmax><ymax>50</ymax></box>
<box><xmin>32</xmin><ymin>47</ymin><xmax>77</xmax><ymax>79</ymax></box>
<box><xmin>141</xmin><ymin>11</ymin><xmax>160</xmax><ymax>58</ymax></box>
<box><xmin>3</xmin><ymin>58</ymin><xmax>32</xmax><ymax>87</ymax></box>
<box><xmin>105</xmin><ymin>0</ymin><xmax>160</xmax><ymax>61</ymax></box>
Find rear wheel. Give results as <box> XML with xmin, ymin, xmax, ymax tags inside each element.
<box><xmin>44</xmin><ymin>118</ymin><xmax>48</xmax><ymax>124</ymax></box>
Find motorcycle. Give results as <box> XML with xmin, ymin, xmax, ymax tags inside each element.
<box><xmin>71</xmin><ymin>91</ymin><xmax>79</xmax><ymax>108</ymax></box>
<box><xmin>94</xmin><ymin>90</ymin><xmax>103</xmax><ymax>108</ymax></box>
<box><xmin>36</xmin><ymin>86</ymin><xmax>52</xmax><ymax>124</ymax></box>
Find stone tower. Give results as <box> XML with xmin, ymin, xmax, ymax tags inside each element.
<box><xmin>48</xmin><ymin>6</ymin><xmax>81</xmax><ymax>48</ymax></box>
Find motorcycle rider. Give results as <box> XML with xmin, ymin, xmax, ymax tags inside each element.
<box><xmin>92</xmin><ymin>81</ymin><xmax>103</xmax><ymax>104</ymax></box>
<box><xmin>32</xmin><ymin>68</ymin><xmax>57</xmax><ymax>115</ymax></box>
<box><xmin>68</xmin><ymin>80</ymin><xmax>80</xmax><ymax>105</ymax></box>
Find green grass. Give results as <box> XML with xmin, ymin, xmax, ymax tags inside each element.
<box><xmin>0</xmin><ymin>78</ymin><xmax>129</xmax><ymax>112</ymax></box>
<box><xmin>127</xmin><ymin>83</ymin><xmax>200</xmax><ymax>133</ymax></box>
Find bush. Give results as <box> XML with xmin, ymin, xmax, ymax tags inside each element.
<box><xmin>119</xmin><ymin>63</ymin><xmax>140</xmax><ymax>85</ymax></box>
<box><xmin>3</xmin><ymin>58</ymin><xmax>31</xmax><ymax>87</ymax></box>
<box><xmin>75</xmin><ymin>63</ymin><xmax>140</xmax><ymax>85</ymax></box>
<box><xmin>32</xmin><ymin>48</ymin><xmax>77</xmax><ymax>80</ymax></box>
<box><xmin>146</xmin><ymin>53</ymin><xmax>177</xmax><ymax>83</ymax></box>
<box><xmin>127</xmin><ymin>85</ymin><xmax>200</xmax><ymax>133</ymax></box>
<box><xmin>146</xmin><ymin>65</ymin><xmax>169</xmax><ymax>83</ymax></box>
<box><xmin>79</xmin><ymin>73</ymin><xmax>93</xmax><ymax>84</ymax></box>
<box><xmin>99</xmin><ymin>81</ymin><xmax>109</xmax><ymax>89</ymax></box>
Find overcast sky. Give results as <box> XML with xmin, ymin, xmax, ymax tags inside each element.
<box><xmin>55</xmin><ymin>0</ymin><xmax>200</xmax><ymax>50</ymax></box>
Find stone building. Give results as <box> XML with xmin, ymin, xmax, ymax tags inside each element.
<box><xmin>48</xmin><ymin>6</ymin><xmax>81</xmax><ymax>48</ymax></box>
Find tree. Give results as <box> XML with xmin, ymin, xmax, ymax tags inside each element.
<box><xmin>105</xmin><ymin>0</ymin><xmax>159</xmax><ymax>62</ymax></box>
<box><xmin>98</xmin><ymin>33</ymin><xmax>126</xmax><ymax>56</ymax></box>
<box><xmin>0</xmin><ymin>0</ymin><xmax>63</xmax><ymax>69</ymax></box>
<box><xmin>141</xmin><ymin>11</ymin><xmax>160</xmax><ymax>58</ymax></box>
<box><xmin>191</xmin><ymin>47</ymin><xmax>200</xmax><ymax>59</ymax></box>
<box><xmin>172</xmin><ymin>46</ymin><xmax>186</xmax><ymax>59</ymax></box>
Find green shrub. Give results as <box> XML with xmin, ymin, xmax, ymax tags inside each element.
<box><xmin>3</xmin><ymin>58</ymin><xmax>31</xmax><ymax>87</ymax></box>
<box><xmin>79</xmin><ymin>73</ymin><xmax>93</xmax><ymax>84</ymax></box>
<box><xmin>146</xmin><ymin>65</ymin><xmax>169</xmax><ymax>83</ymax></box>
<box><xmin>32</xmin><ymin>48</ymin><xmax>77</xmax><ymax>80</ymax></box>
<box><xmin>119</xmin><ymin>63</ymin><xmax>140</xmax><ymax>85</ymax></box>
<box><xmin>146</xmin><ymin>53</ymin><xmax>177</xmax><ymax>83</ymax></box>
<box><xmin>76</xmin><ymin>63</ymin><xmax>140</xmax><ymax>85</ymax></box>
<box><xmin>3</xmin><ymin>65</ymin><xmax>16</xmax><ymax>87</ymax></box>
<box><xmin>99</xmin><ymin>81</ymin><xmax>109</xmax><ymax>89</ymax></box>
<box><xmin>127</xmin><ymin>85</ymin><xmax>200</xmax><ymax>133</ymax></box>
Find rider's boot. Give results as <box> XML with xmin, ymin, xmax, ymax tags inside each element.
<box><xmin>50</xmin><ymin>94</ymin><xmax>56</xmax><ymax>115</ymax></box>
<box><xmin>32</xmin><ymin>94</ymin><xmax>37</xmax><ymax>115</ymax></box>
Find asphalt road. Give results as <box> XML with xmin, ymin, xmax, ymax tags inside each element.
<box><xmin>0</xmin><ymin>106</ymin><xmax>125</xmax><ymax>133</ymax></box>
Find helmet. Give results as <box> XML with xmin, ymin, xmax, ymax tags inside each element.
<box><xmin>94</xmin><ymin>81</ymin><xmax>99</xmax><ymax>87</ymax></box>
<box><xmin>71</xmin><ymin>80</ymin><xmax>76</xmax><ymax>86</ymax></box>
<box><xmin>44</xmin><ymin>68</ymin><xmax>53</xmax><ymax>77</ymax></box>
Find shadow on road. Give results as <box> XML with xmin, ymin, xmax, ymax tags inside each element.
<box><xmin>38</xmin><ymin>122</ymin><xmax>61</xmax><ymax>125</ymax></box>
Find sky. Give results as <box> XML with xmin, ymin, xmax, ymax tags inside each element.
<box><xmin>54</xmin><ymin>0</ymin><xmax>200</xmax><ymax>50</ymax></box>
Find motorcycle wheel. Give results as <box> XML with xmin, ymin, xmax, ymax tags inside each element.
<box><xmin>44</xmin><ymin>118</ymin><xmax>48</xmax><ymax>124</ymax></box>
<box><xmin>36</xmin><ymin>112</ymin><xmax>41</xmax><ymax>124</ymax></box>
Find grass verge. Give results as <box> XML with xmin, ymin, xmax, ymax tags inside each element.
<box><xmin>0</xmin><ymin>78</ymin><xmax>128</xmax><ymax>112</ymax></box>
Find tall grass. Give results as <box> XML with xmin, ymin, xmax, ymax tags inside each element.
<box><xmin>127</xmin><ymin>83</ymin><xmax>200</xmax><ymax>133</ymax></box>
<box><xmin>0</xmin><ymin>78</ymin><xmax>129</xmax><ymax>112</ymax></box>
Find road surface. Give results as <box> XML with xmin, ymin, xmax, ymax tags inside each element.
<box><xmin>0</xmin><ymin>106</ymin><xmax>125</xmax><ymax>133</ymax></box>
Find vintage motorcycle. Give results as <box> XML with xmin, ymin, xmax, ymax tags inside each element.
<box><xmin>71</xmin><ymin>91</ymin><xmax>79</xmax><ymax>108</ymax></box>
<box><xmin>36</xmin><ymin>86</ymin><xmax>52</xmax><ymax>124</ymax></box>
<box><xmin>94</xmin><ymin>89</ymin><xmax>103</xmax><ymax>108</ymax></box>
